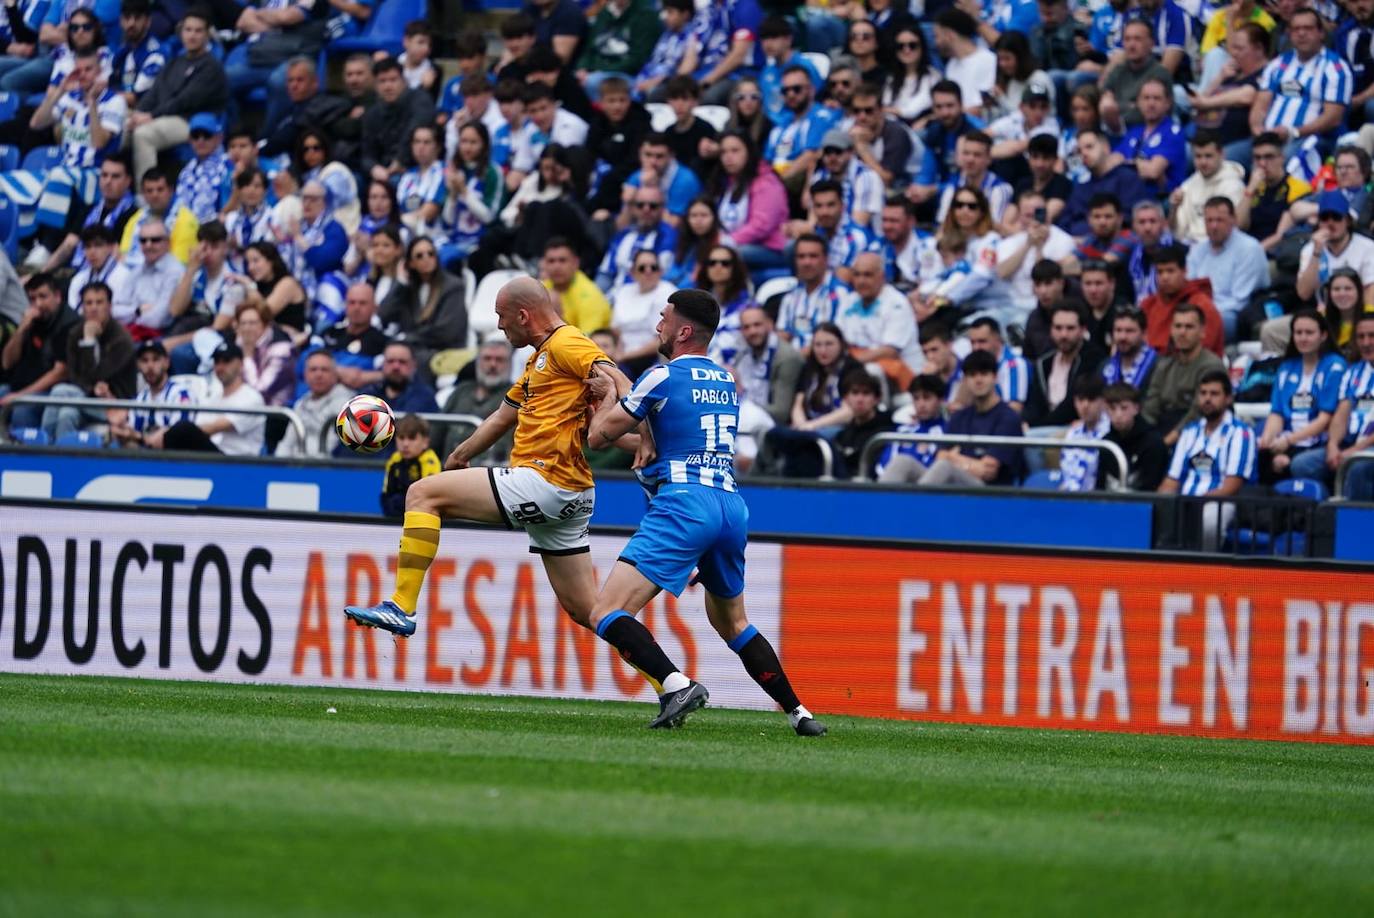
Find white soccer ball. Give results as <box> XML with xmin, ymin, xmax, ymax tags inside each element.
<box><xmin>336</xmin><ymin>394</ymin><xmax>396</xmax><ymax>454</ymax></box>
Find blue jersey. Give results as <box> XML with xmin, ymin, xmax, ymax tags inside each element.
<box><xmin>1270</xmin><ymin>353</ymin><xmax>1347</xmax><ymax>447</ymax></box>
<box><xmin>621</xmin><ymin>355</ymin><xmax>740</xmax><ymax>494</ymax></box>
<box><xmin>1337</xmin><ymin>360</ymin><xmax>1374</xmax><ymax>442</ymax></box>
<box><xmin>1167</xmin><ymin>411</ymin><xmax>1257</xmax><ymax>495</ymax></box>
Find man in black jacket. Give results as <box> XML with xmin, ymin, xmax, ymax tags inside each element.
<box><xmin>259</xmin><ymin>56</ymin><xmax>351</xmax><ymax>158</ymax></box>
<box><xmin>1098</xmin><ymin>382</ymin><xmax>1168</xmax><ymax>490</ymax></box>
<box><xmin>360</xmin><ymin>57</ymin><xmax>437</xmax><ymax>184</ymax></box>
<box><xmin>127</xmin><ymin>9</ymin><xmax>229</xmax><ymax>183</ymax></box>
<box><xmin>585</xmin><ymin>76</ymin><xmax>652</xmax><ymax>219</ymax></box>
<box><xmin>1024</xmin><ymin>301</ymin><xmax>1106</xmax><ymax>428</ymax></box>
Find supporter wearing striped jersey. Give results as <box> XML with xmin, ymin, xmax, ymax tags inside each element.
<box><xmin>1258</xmin><ymin>310</ymin><xmax>1347</xmax><ymax>483</ymax></box>
<box><xmin>108</xmin><ymin>339</ymin><xmax>196</xmax><ymax>448</ymax></box>
<box><xmin>1326</xmin><ymin>312</ymin><xmax>1374</xmax><ymax>500</ymax></box>
<box><xmin>807</xmin><ymin>180</ymin><xmax>875</xmax><ymax>285</ymax></box>
<box><xmin>775</xmin><ymin>233</ymin><xmax>853</xmax><ymax>350</ymax></box>
<box><xmin>1159</xmin><ymin>369</ymin><xmax>1256</xmax><ymax>549</ymax></box>
<box><xmin>585</xmin><ymin>288</ymin><xmax>826</xmax><ymax>735</ymax></box>
<box><xmin>811</xmin><ymin>131</ymin><xmax>884</xmax><ymax>229</ymax></box>
<box><xmin>1249</xmin><ymin>9</ymin><xmax>1352</xmax><ymax>155</ymax></box>
<box><xmin>876</xmin><ymin>373</ymin><xmax>947</xmax><ymax>484</ymax></box>
<box><xmin>876</xmin><ymin>198</ymin><xmax>936</xmax><ymax>292</ymax></box>
<box><xmin>936</xmin><ymin>131</ymin><xmax>1015</xmax><ymax>229</ymax></box>
<box><xmin>1135</xmin><ymin>0</ymin><xmax>1195</xmax><ymax>81</ymax></box>
<box><xmin>345</xmin><ymin>277</ymin><xmax>635</xmax><ymax>643</ymax></box>
<box><xmin>954</xmin><ymin>317</ymin><xmax>1028</xmax><ymax>414</ymax></box>
<box><xmin>1058</xmin><ymin>376</ymin><xmax>1112</xmax><ymax>492</ymax></box>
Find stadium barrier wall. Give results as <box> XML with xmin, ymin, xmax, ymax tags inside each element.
<box><xmin>2</xmin><ymin>500</ymin><xmax>1372</xmax><ymax>745</ymax></box>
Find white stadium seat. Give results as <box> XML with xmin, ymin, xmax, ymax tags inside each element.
<box><xmin>801</xmin><ymin>52</ymin><xmax>830</xmax><ymax>82</ymax></box>
<box><xmin>645</xmin><ymin>102</ymin><xmax>676</xmax><ymax>132</ymax></box>
<box><xmin>469</xmin><ymin>269</ymin><xmax>525</xmax><ymax>344</ymax></box>
<box><xmin>755</xmin><ymin>276</ymin><xmax>798</xmax><ymax>306</ymax></box>
<box><xmin>694</xmin><ymin>104</ymin><xmax>730</xmax><ymax>132</ymax></box>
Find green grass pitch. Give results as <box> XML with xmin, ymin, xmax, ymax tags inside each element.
<box><xmin>2</xmin><ymin>673</ymin><xmax>1372</xmax><ymax>917</ymax></box>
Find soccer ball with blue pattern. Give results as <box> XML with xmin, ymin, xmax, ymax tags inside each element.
<box><xmin>337</xmin><ymin>395</ymin><xmax>395</xmax><ymax>453</ymax></box>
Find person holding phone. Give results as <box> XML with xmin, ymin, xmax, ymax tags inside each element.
<box><xmin>994</xmin><ymin>188</ymin><xmax>1078</xmax><ymax>328</ymax></box>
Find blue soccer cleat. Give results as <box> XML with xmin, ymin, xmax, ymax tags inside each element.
<box><xmin>344</xmin><ymin>600</ymin><xmax>416</xmax><ymax>637</ymax></box>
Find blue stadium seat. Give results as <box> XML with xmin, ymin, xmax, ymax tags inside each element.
<box><xmin>8</xmin><ymin>427</ymin><xmax>50</xmax><ymax>445</ymax></box>
<box><xmin>1021</xmin><ymin>469</ymin><xmax>1061</xmax><ymax>490</ymax></box>
<box><xmin>0</xmin><ymin>91</ymin><xmax>17</xmax><ymax>123</ymax></box>
<box><xmin>21</xmin><ymin>145</ymin><xmax>62</xmax><ymax>173</ymax></box>
<box><xmin>0</xmin><ymin>194</ymin><xmax>17</xmax><ymax>261</ymax></box>
<box><xmin>1227</xmin><ymin>477</ymin><xmax>1326</xmax><ymax>556</ymax></box>
<box><xmin>1276</xmin><ymin>477</ymin><xmax>1328</xmax><ymax>502</ymax></box>
<box><xmin>55</xmin><ymin>430</ymin><xmax>107</xmax><ymax>449</ymax></box>
<box><xmin>0</xmin><ymin>144</ymin><xmax>18</xmax><ymax>171</ymax></box>
<box><xmin>330</xmin><ymin>0</ymin><xmax>426</xmax><ymax>56</ymax></box>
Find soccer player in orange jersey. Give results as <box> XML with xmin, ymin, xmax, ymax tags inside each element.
<box><xmin>344</xmin><ymin>276</ymin><xmax>636</xmax><ymax>639</ymax></box>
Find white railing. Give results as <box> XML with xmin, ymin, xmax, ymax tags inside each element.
<box><xmin>858</xmin><ymin>432</ymin><xmax>1132</xmax><ymax>492</ymax></box>
<box><xmin>3</xmin><ymin>394</ymin><xmax>308</xmax><ymax>445</ymax></box>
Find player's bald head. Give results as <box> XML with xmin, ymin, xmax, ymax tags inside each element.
<box><xmin>494</xmin><ymin>275</ymin><xmax>559</xmax><ymax>347</ymax></box>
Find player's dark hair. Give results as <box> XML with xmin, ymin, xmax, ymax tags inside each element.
<box><xmin>669</xmin><ymin>288</ymin><xmax>721</xmax><ymax>340</ymax></box>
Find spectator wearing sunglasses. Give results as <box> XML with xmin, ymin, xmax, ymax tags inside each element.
<box><xmin>597</xmin><ymin>185</ymin><xmax>678</xmax><ymax>293</ymax></box>
<box><xmin>114</xmin><ymin>218</ymin><xmax>187</xmax><ymax>338</ymax></box>
<box><xmin>758</xmin><ymin>16</ymin><xmax>820</xmax><ymax>123</ymax></box>
<box><xmin>611</xmin><ymin>249</ymin><xmax>678</xmax><ymax>376</ymax></box>
<box><xmin>174</xmin><ymin>113</ymin><xmax>233</xmax><ymax>223</ymax></box>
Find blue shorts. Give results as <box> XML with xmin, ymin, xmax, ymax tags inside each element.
<box><xmin>619</xmin><ymin>486</ymin><xmax>748</xmax><ymax>598</ymax></box>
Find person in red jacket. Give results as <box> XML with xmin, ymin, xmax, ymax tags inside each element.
<box><xmin>1138</xmin><ymin>243</ymin><xmax>1225</xmax><ymax>356</ymax></box>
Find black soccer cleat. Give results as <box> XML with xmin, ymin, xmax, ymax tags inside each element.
<box><xmin>649</xmin><ymin>681</ymin><xmax>709</xmax><ymax>729</ymax></box>
<box><xmin>794</xmin><ymin>717</ymin><xmax>828</xmax><ymax>737</ymax></box>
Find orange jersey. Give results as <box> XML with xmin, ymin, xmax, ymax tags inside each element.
<box><xmin>504</xmin><ymin>325</ymin><xmax>613</xmax><ymax>491</ymax></box>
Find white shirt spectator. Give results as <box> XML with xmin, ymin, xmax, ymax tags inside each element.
<box><xmin>68</xmin><ymin>258</ymin><xmax>131</xmax><ymax>311</ymax></box>
<box><xmin>996</xmin><ymin>225</ymin><xmax>1076</xmax><ymax>312</ymax></box>
<box><xmin>944</xmin><ymin>47</ymin><xmax>997</xmax><ymax>111</ymax></box>
<box><xmin>207</xmin><ymin>383</ymin><xmax>267</xmax><ymax>456</ymax></box>
<box><xmin>611</xmin><ymin>279</ymin><xmax>678</xmax><ymax>354</ymax></box>
<box><xmin>1298</xmin><ymin>233</ymin><xmax>1374</xmax><ymax>306</ymax></box>
<box><xmin>836</xmin><ymin>282</ymin><xmax>921</xmax><ymax>368</ymax></box>
<box><xmin>776</xmin><ymin>272</ymin><xmax>854</xmax><ymax>348</ymax></box>
<box><xmin>276</xmin><ymin>382</ymin><xmax>355</xmax><ymax>457</ymax></box>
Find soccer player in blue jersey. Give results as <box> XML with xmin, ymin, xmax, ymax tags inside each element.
<box><xmin>585</xmin><ymin>289</ymin><xmax>827</xmax><ymax>736</ymax></box>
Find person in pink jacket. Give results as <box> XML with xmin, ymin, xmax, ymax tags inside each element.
<box><xmin>713</xmin><ymin>129</ymin><xmax>789</xmax><ymax>273</ymax></box>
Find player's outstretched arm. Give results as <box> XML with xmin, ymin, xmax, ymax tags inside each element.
<box><xmin>588</xmin><ymin>382</ymin><xmax>640</xmax><ymax>452</ymax></box>
<box><xmin>446</xmin><ymin>401</ymin><xmax>518</xmax><ymax>470</ymax></box>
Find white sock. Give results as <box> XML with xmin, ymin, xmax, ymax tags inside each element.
<box><xmin>788</xmin><ymin>705</ymin><xmax>813</xmax><ymax>728</ymax></box>
<box><xmin>662</xmin><ymin>672</ymin><xmax>690</xmax><ymax>693</ymax></box>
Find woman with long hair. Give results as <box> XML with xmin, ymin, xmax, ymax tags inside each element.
<box><xmin>882</xmin><ymin>24</ymin><xmax>938</xmax><ymax>124</ymax></box>
<box><xmin>366</xmin><ymin>224</ymin><xmax>407</xmax><ymax>304</ymax></box>
<box><xmin>713</xmin><ymin>130</ymin><xmax>787</xmax><ymax>271</ymax></box>
<box><xmin>379</xmin><ymin>236</ymin><xmax>469</xmax><ymax>381</ymax></box>
<box><xmin>612</xmin><ymin>248</ymin><xmax>677</xmax><ymax>376</ymax></box>
<box><xmin>720</xmin><ymin>77</ymin><xmax>774</xmax><ymax>152</ymax></box>
<box><xmin>696</xmin><ymin>244</ymin><xmax>754</xmax><ymax>364</ymax></box>
<box><xmin>1258</xmin><ymin>308</ymin><xmax>1348</xmax><ymax>482</ymax></box>
<box><xmin>845</xmin><ymin>19</ymin><xmax>885</xmax><ymax>88</ymax></box>
<box><xmin>989</xmin><ymin>31</ymin><xmax>1052</xmax><ymax>121</ymax></box>
<box><xmin>441</xmin><ymin>121</ymin><xmax>504</xmax><ymax>261</ymax></box>
<box><xmin>668</xmin><ymin>196</ymin><xmax>724</xmax><ymax>287</ymax></box>
<box><xmin>0</xmin><ymin>6</ymin><xmax>109</xmax><ymax>93</ymax></box>
<box><xmin>921</xmin><ymin>186</ymin><xmax>1006</xmax><ymax>322</ymax></box>
<box><xmin>344</xmin><ymin>179</ymin><xmax>409</xmax><ymax>275</ymax></box>
<box><xmin>230</xmin><ymin>241</ymin><xmax>309</xmax><ymax>338</ymax></box>
<box><xmin>1322</xmin><ymin>268</ymin><xmax>1368</xmax><ymax>361</ymax></box>
<box><xmin>790</xmin><ymin>322</ymin><xmax>862</xmax><ymax>431</ymax></box>
<box><xmin>1063</xmin><ymin>84</ymin><xmax>1104</xmax><ymax>183</ymax></box>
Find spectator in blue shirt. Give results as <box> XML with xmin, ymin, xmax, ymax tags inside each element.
<box><xmin>1059</xmin><ymin>128</ymin><xmax>1152</xmax><ymax>236</ymax></box>
<box><xmin>757</xmin><ymin>15</ymin><xmax>820</xmax><ymax>122</ymax></box>
<box><xmin>911</xmin><ymin>80</ymin><xmax>986</xmax><ymax>212</ymax></box>
<box><xmin>1114</xmin><ymin>77</ymin><xmax>1187</xmax><ymax>194</ymax></box>
<box><xmin>634</xmin><ymin>0</ymin><xmax>696</xmax><ymax>101</ymax></box>
<box><xmin>437</xmin><ymin>31</ymin><xmax>491</xmax><ymax>120</ymax></box>
<box><xmin>918</xmin><ymin>348</ymin><xmax>1024</xmax><ymax>487</ymax></box>
<box><xmin>1184</xmin><ymin>197</ymin><xmax>1270</xmax><ymax>339</ymax></box>
<box><xmin>763</xmin><ymin>63</ymin><xmax>839</xmax><ymax>186</ymax></box>
<box><xmin>523</xmin><ymin>0</ymin><xmax>587</xmax><ymax>66</ymax></box>
<box><xmin>684</xmin><ymin>0</ymin><xmax>764</xmax><ymax>105</ymax></box>
<box><xmin>1258</xmin><ymin>309</ymin><xmax>1348</xmax><ymax>483</ymax></box>
<box><xmin>1328</xmin><ymin>312</ymin><xmax>1374</xmax><ymax>500</ymax></box>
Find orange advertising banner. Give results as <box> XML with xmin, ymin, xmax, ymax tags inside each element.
<box><xmin>781</xmin><ymin>546</ymin><xmax>1374</xmax><ymax>745</ymax></box>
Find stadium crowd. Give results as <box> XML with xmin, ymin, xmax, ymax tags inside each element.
<box><xmin>1</xmin><ymin>0</ymin><xmax>1373</xmax><ymax>514</ymax></box>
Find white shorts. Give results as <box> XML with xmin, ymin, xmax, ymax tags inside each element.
<box><xmin>488</xmin><ymin>466</ymin><xmax>595</xmax><ymax>554</ymax></box>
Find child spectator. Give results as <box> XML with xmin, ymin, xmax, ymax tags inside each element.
<box><xmin>876</xmin><ymin>374</ymin><xmax>947</xmax><ymax>484</ymax></box>
<box><xmin>394</xmin><ymin>21</ymin><xmax>438</xmax><ymax>94</ymax></box>
<box><xmin>1099</xmin><ymin>382</ymin><xmax>1168</xmax><ymax>491</ymax></box>
<box><xmin>381</xmin><ymin>414</ymin><xmax>442</xmax><ymax>516</ymax></box>
<box><xmin>1057</xmin><ymin>375</ymin><xmax>1110</xmax><ymax>492</ymax></box>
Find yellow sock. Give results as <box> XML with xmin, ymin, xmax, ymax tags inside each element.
<box><xmin>619</xmin><ymin>650</ymin><xmax>664</xmax><ymax>694</ymax></box>
<box><xmin>391</xmin><ymin>511</ymin><xmax>441</xmax><ymax>614</ymax></box>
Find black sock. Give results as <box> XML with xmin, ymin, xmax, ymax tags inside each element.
<box><xmin>730</xmin><ymin>626</ymin><xmax>802</xmax><ymax>713</ymax></box>
<box><xmin>596</xmin><ymin>611</ymin><xmax>678</xmax><ymax>685</ymax></box>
